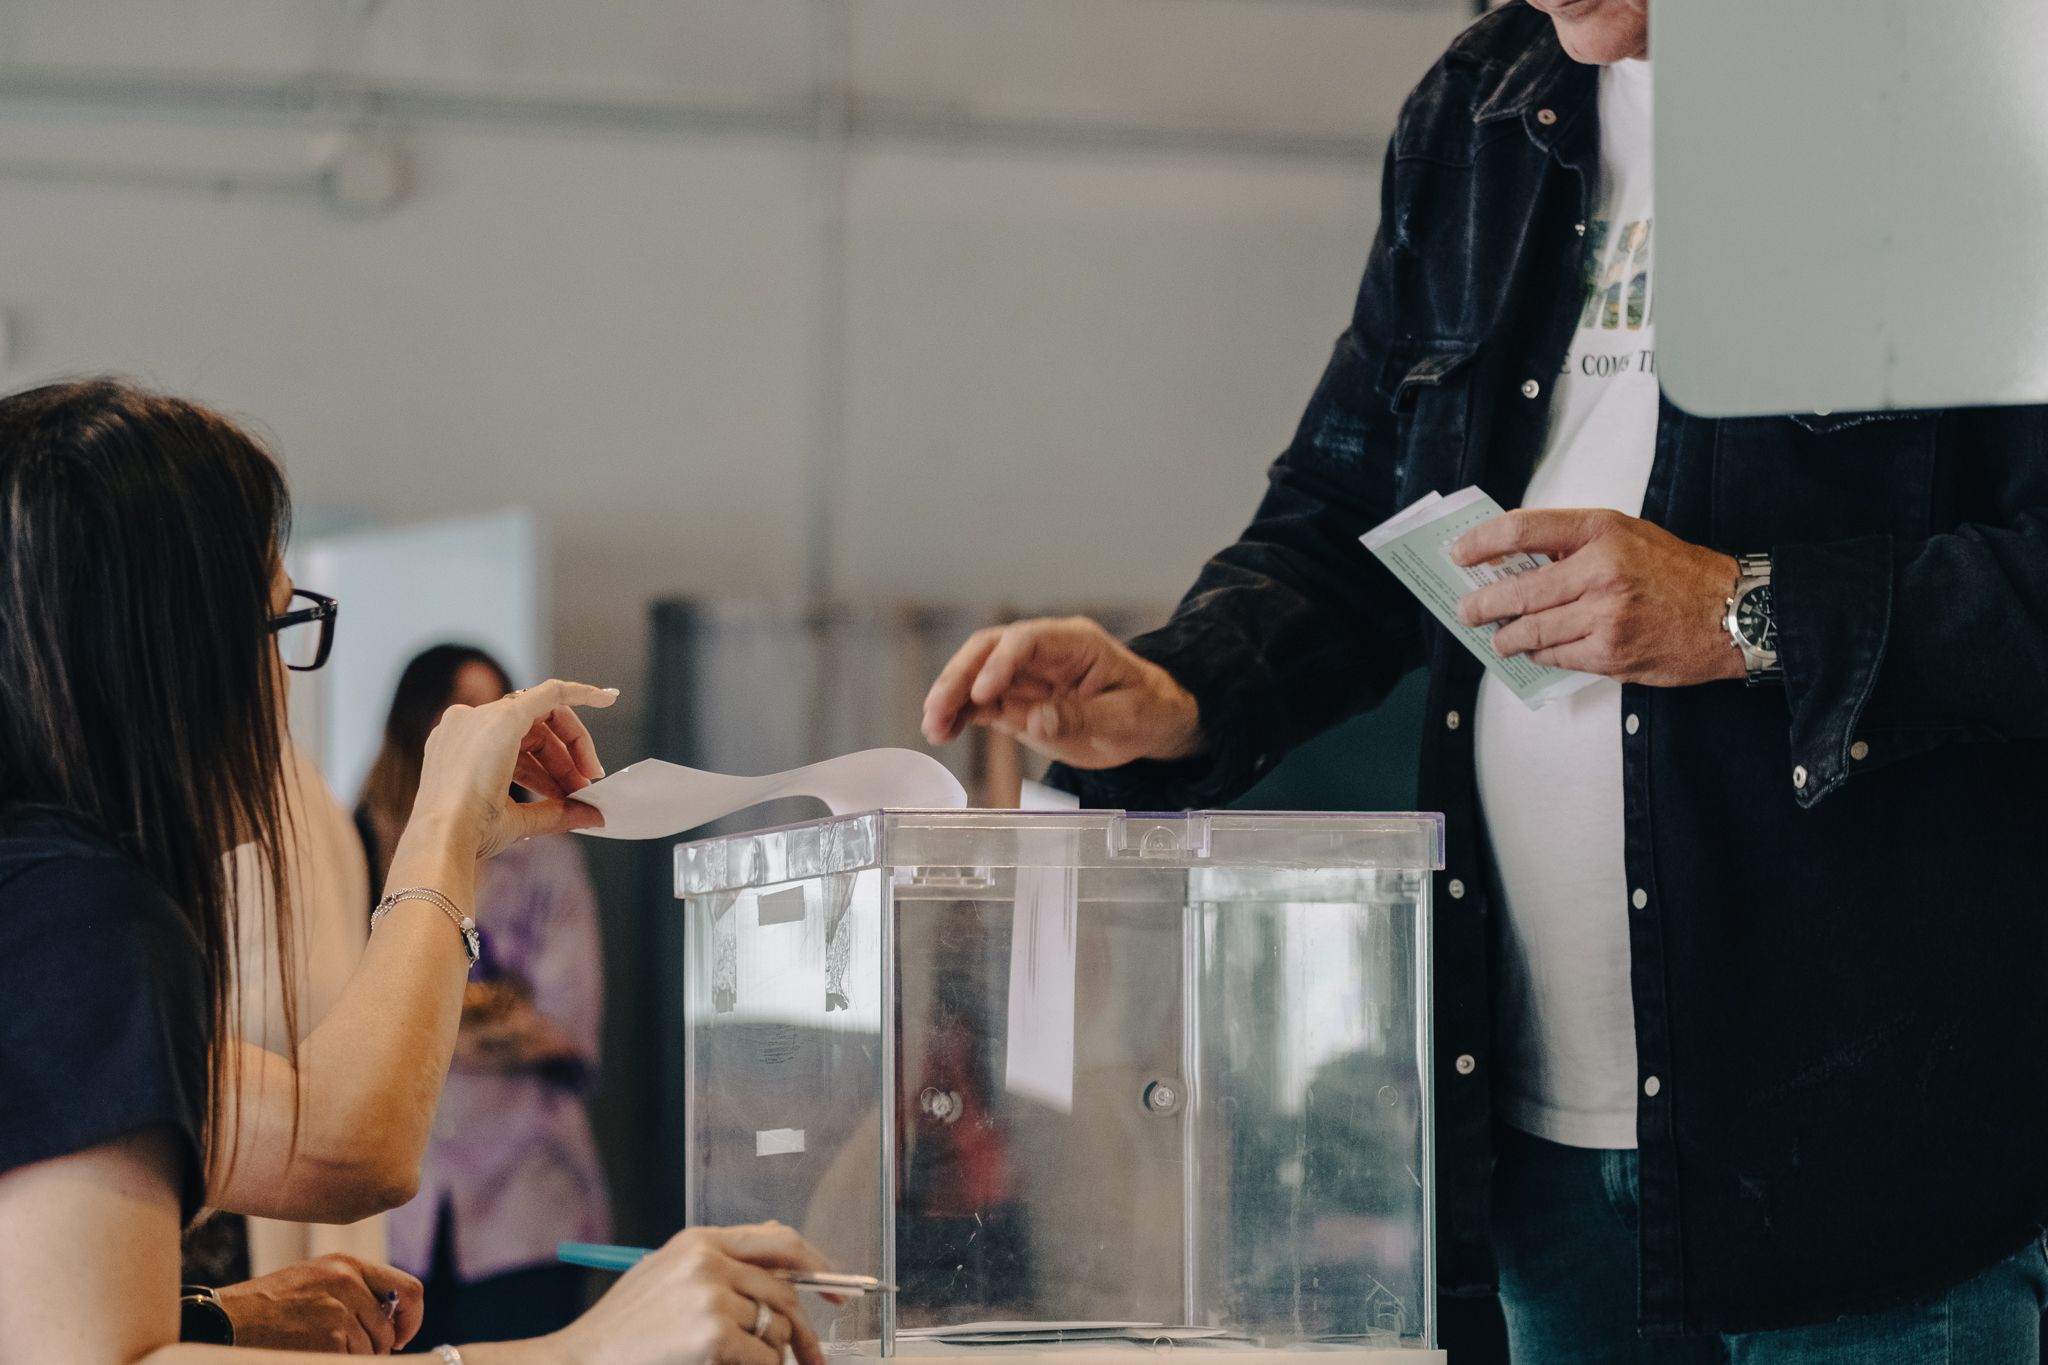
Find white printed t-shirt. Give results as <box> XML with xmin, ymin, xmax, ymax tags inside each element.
<box><xmin>1473</xmin><ymin>57</ymin><xmax>1657</xmax><ymax>1150</ymax></box>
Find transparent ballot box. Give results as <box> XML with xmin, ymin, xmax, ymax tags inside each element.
<box><xmin>678</xmin><ymin>810</ymin><xmax>1444</xmax><ymax>1359</ymax></box>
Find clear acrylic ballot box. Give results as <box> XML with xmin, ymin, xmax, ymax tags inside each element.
<box><xmin>677</xmin><ymin>810</ymin><xmax>1446</xmax><ymax>1362</ymax></box>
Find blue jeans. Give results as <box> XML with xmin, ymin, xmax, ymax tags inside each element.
<box><xmin>1492</xmin><ymin>1127</ymin><xmax>2048</xmax><ymax>1364</ymax></box>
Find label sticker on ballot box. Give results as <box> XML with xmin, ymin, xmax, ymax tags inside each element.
<box><xmin>756</xmin><ymin>887</ymin><xmax>807</xmax><ymax>926</ymax></box>
<box><xmin>755</xmin><ymin>1128</ymin><xmax>807</xmax><ymax>1156</ymax></box>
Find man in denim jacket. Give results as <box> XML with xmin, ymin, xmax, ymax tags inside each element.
<box><xmin>925</xmin><ymin>2</ymin><xmax>2048</xmax><ymax>1360</ymax></box>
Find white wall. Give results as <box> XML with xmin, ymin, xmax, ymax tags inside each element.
<box><xmin>0</xmin><ymin>0</ymin><xmax>1471</xmax><ymax>750</ymax></box>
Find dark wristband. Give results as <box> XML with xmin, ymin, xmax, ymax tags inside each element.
<box><xmin>179</xmin><ymin>1284</ymin><xmax>235</xmax><ymax>1346</ymax></box>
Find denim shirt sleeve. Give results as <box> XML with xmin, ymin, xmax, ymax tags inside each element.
<box><xmin>1775</xmin><ymin>407</ymin><xmax>2048</xmax><ymax>807</ymax></box>
<box><xmin>1056</xmin><ymin>137</ymin><xmax>1430</xmax><ymax>810</ymax></box>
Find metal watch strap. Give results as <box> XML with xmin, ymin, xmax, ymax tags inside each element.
<box><xmin>1726</xmin><ymin>552</ymin><xmax>1782</xmax><ymax>683</ymax></box>
<box><xmin>372</xmin><ymin>887</ymin><xmax>481</xmax><ymax>969</ymax></box>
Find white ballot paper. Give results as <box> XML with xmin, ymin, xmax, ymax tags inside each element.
<box><xmin>1005</xmin><ymin>836</ymin><xmax>1079</xmax><ymax>1115</ymax></box>
<box><xmin>1362</xmin><ymin>486</ymin><xmax>1600</xmax><ymax>709</ymax></box>
<box><xmin>567</xmin><ymin>748</ymin><xmax>967</xmax><ymax>840</ymax></box>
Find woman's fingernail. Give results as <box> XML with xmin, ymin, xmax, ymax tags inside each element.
<box><xmin>603</xmin><ymin>687</ymin><xmax>621</xmax><ymax>697</ymax></box>
<box><xmin>1035</xmin><ymin>703</ymin><xmax>1061</xmax><ymax>739</ymax></box>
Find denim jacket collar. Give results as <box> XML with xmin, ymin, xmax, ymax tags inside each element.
<box><xmin>1468</xmin><ymin>21</ymin><xmax>1597</xmax><ymax>137</ymax></box>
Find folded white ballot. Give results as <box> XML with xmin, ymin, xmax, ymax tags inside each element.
<box><xmin>567</xmin><ymin>748</ymin><xmax>967</xmax><ymax>840</ymax></box>
<box><xmin>1362</xmin><ymin>486</ymin><xmax>1601</xmax><ymax>709</ymax></box>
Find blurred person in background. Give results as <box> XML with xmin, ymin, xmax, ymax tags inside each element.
<box><xmin>359</xmin><ymin>644</ymin><xmax>612</xmax><ymax>1349</ymax></box>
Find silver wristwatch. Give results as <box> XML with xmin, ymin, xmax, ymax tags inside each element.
<box><xmin>1723</xmin><ymin>552</ymin><xmax>1781</xmax><ymax>683</ymax></box>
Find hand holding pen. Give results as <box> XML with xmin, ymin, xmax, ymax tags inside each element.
<box><xmin>549</xmin><ymin>1223</ymin><xmax>839</xmax><ymax>1365</ymax></box>
<box><xmin>560</xmin><ymin>1241</ymin><xmax>895</xmax><ymax>1297</ymax></box>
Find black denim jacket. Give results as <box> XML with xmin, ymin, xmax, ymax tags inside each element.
<box><xmin>1056</xmin><ymin>2</ymin><xmax>2048</xmax><ymax>1336</ymax></box>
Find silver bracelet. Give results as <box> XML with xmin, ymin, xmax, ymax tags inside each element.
<box><xmin>432</xmin><ymin>1347</ymin><xmax>464</xmax><ymax>1365</ymax></box>
<box><xmin>373</xmin><ymin>887</ymin><xmax>481</xmax><ymax>969</ymax></box>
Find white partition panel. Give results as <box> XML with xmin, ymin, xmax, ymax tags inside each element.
<box><xmin>1657</xmin><ymin>0</ymin><xmax>2048</xmax><ymax>415</ymax></box>
<box><xmin>290</xmin><ymin>508</ymin><xmax>545</xmax><ymax>804</ymax></box>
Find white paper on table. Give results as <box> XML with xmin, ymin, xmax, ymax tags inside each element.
<box><xmin>897</xmin><ymin>1322</ymin><xmax>1256</xmax><ymax>1347</ymax></box>
<box><xmin>567</xmin><ymin>749</ymin><xmax>967</xmax><ymax>840</ymax></box>
<box><xmin>1004</xmin><ymin>828</ymin><xmax>1078</xmax><ymax>1114</ymax></box>
<box><xmin>895</xmin><ymin>1323</ymin><xmax>1159</xmax><ymax>1341</ymax></box>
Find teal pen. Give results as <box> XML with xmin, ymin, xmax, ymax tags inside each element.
<box><xmin>558</xmin><ymin>1241</ymin><xmax>648</xmax><ymax>1273</ymax></box>
<box><xmin>557</xmin><ymin>1242</ymin><xmax>896</xmax><ymax>1294</ymax></box>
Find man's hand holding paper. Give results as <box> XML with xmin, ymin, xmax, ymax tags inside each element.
<box><xmin>1452</xmin><ymin>506</ymin><xmax>1745</xmax><ymax>688</ymax></box>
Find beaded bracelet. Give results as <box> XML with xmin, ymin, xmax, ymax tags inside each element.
<box><xmin>372</xmin><ymin>887</ymin><xmax>481</xmax><ymax>969</ymax></box>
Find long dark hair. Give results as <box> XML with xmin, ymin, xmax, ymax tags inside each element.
<box><xmin>357</xmin><ymin>643</ymin><xmax>513</xmax><ymax>883</ymax></box>
<box><xmin>0</xmin><ymin>378</ymin><xmax>297</xmax><ymax>1175</ymax></box>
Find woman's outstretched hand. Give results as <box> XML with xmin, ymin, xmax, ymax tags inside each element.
<box><xmin>410</xmin><ymin>678</ymin><xmax>619</xmax><ymax>860</ymax></box>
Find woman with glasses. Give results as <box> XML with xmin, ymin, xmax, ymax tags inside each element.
<box><xmin>0</xmin><ymin>379</ymin><xmax>827</xmax><ymax>1365</ymax></box>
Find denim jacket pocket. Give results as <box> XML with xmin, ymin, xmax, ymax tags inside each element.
<box><xmin>1788</xmin><ymin>410</ymin><xmax>1925</xmax><ymax>436</ymax></box>
<box><xmin>1383</xmin><ymin>338</ymin><xmax>1481</xmax><ymax>494</ymax></box>
<box><xmin>1384</xmin><ymin>337</ymin><xmax>1481</xmax><ymax>415</ymax></box>
<box><xmin>1715</xmin><ymin>412</ymin><xmax>1939</xmax><ymax>548</ymax></box>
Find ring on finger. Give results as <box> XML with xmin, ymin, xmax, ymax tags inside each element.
<box><xmin>748</xmin><ymin>1297</ymin><xmax>775</xmax><ymax>1339</ymax></box>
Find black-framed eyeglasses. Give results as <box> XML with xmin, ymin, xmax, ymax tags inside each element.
<box><xmin>270</xmin><ymin>589</ymin><xmax>339</xmax><ymax>672</ymax></box>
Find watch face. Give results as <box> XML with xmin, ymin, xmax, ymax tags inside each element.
<box><xmin>180</xmin><ymin>1294</ymin><xmax>236</xmax><ymax>1346</ymax></box>
<box><xmin>1736</xmin><ymin>583</ymin><xmax>1777</xmax><ymax>652</ymax></box>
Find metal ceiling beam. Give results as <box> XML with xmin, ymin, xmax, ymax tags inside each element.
<box><xmin>0</xmin><ymin>67</ymin><xmax>1389</xmax><ymax>164</ymax></box>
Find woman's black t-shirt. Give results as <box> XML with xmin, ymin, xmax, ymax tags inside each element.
<box><xmin>0</xmin><ymin>811</ymin><xmax>211</xmax><ymax>1221</ymax></box>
